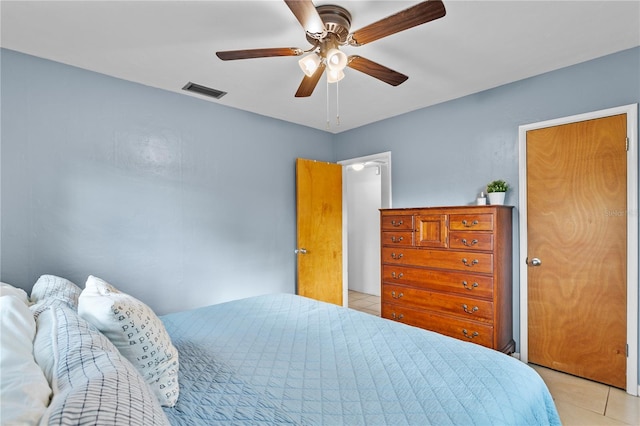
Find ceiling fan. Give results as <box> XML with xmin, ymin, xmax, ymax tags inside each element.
<box><xmin>216</xmin><ymin>0</ymin><xmax>446</xmax><ymax>97</ymax></box>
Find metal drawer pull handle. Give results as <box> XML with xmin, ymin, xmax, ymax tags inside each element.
<box><xmin>391</xmin><ymin>312</ymin><xmax>404</xmax><ymax>320</ymax></box>
<box><xmin>461</xmin><ymin>258</ymin><xmax>479</xmax><ymax>267</ymax></box>
<box><xmin>461</xmin><ymin>219</ymin><xmax>479</xmax><ymax>227</ymax></box>
<box><xmin>391</xmin><ymin>236</ymin><xmax>404</xmax><ymax>243</ymax></box>
<box><xmin>391</xmin><ymin>291</ymin><xmax>404</xmax><ymax>299</ymax></box>
<box><xmin>462</xmin><ymin>304</ymin><xmax>479</xmax><ymax>314</ymax></box>
<box><xmin>391</xmin><ymin>253</ymin><xmax>404</xmax><ymax>260</ymax></box>
<box><xmin>391</xmin><ymin>272</ymin><xmax>404</xmax><ymax>279</ymax></box>
<box><xmin>461</xmin><ymin>238</ymin><xmax>478</xmax><ymax>247</ymax></box>
<box><xmin>462</xmin><ymin>329</ymin><xmax>479</xmax><ymax>339</ymax></box>
<box><xmin>462</xmin><ymin>281</ymin><xmax>479</xmax><ymax>290</ymax></box>
<box><xmin>391</xmin><ymin>220</ymin><xmax>404</xmax><ymax>227</ymax></box>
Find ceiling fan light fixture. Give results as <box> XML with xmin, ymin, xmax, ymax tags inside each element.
<box><xmin>217</xmin><ymin>0</ymin><xmax>447</xmax><ymax>101</ymax></box>
<box><xmin>326</xmin><ymin>48</ymin><xmax>348</xmax><ymax>71</ymax></box>
<box><xmin>298</xmin><ymin>53</ymin><xmax>322</xmax><ymax>77</ymax></box>
<box><xmin>327</xmin><ymin>68</ymin><xmax>345</xmax><ymax>83</ymax></box>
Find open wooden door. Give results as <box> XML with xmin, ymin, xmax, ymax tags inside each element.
<box><xmin>296</xmin><ymin>158</ymin><xmax>343</xmax><ymax>305</ymax></box>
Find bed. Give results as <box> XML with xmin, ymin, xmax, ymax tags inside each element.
<box><xmin>161</xmin><ymin>294</ymin><xmax>560</xmax><ymax>425</ymax></box>
<box><xmin>1</xmin><ymin>276</ymin><xmax>561</xmax><ymax>425</ymax></box>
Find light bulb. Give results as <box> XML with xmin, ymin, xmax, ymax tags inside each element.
<box><xmin>351</xmin><ymin>163</ymin><xmax>365</xmax><ymax>171</ymax></box>
<box><xmin>298</xmin><ymin>54</ymin><xmax>321</xmax><ymax>77</ymax></box>
<box><xmin>325</xmin><ymin>48</ymin><xmax>347</xmax><ymax>71</ymax></box>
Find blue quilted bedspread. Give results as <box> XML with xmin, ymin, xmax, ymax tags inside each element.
<box><xmin>161</xmin><ymin>294</ymin><xmax>561</xmax><ymax>425</ymax></box>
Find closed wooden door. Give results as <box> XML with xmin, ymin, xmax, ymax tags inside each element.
<box><xmin>296</xmin><ymin>158</ymin><xmax>343</xmax><ymax>305</ymax></box>
<box><xmin>526</xmin><ymin>114</ymin><xmax>627</xmax><ymax>388</ymax></box>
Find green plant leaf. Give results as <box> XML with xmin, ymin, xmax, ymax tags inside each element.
<box><xmin>487</xmin><ymin>179</ymin><xmax>509</xmax><ymax>193</ymax></box>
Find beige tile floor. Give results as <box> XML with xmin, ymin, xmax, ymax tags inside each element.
<box><xmin>348</xmin><ymin>289</ymin><xmax>382</xmax><ymax>316</ymax></box>
<box><xmin>348</xmin><ymin>290</ymin><xmax>640</xmax><ymax>426</ymax></box>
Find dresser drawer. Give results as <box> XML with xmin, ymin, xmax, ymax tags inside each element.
<box><xmin>382</xmin><ymin>247</ymin><xmax>493</xmax><ymax>274</ymax></box>
<box><xmin>382</xmin><ymin>304</ymin><xmax>494</xmax><ymax>348</ymax></box>
<box><xmin>449</xmin><ymin>213</ymin><xmax>494</xmax><ymax>231</ymax></box>
<box><xmin>383</xmin><ymin>284</ymin><xmax>494</xmax><ymax>322</ymax></box>
<box><xmin>381</xmin><ymin>231</ymin><xmax>413</xmax><ymax>246</ymax></box>
<box><xmin>382</xmin><ymin>265</ymin><xmax>494</xmax><ymax>299</ymax></box>
<box><xmin>449</xmin><ymin>231</ymin><xmax>494</xmax><ymax>251</ymax></box>
<box><xmin>381</xmin><ymin>215</ymin><xmax>413</xmax><ymax>230</ymax></box>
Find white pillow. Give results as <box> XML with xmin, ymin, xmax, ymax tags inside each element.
<box><xmin>78</xmin><ymin>275</ymin><xmax>180</xmax><ymax>407</ymax></box>
<box><xmin>33</xmin><ymin>308</ymin><xmax>58</xmax><ymax>385</ymax></box>
<box><xmin>0</xmin><ymin>281</ymin><xmax>30</xmax><ymax>305</ymax></box>
<box><xmin>30</xmin><ymin>275</ymin><xmax>82</xmax><ymax>309</ymax></box>
<box><xmin>0</xmin><ymin>295</ymin><xmax>52</xmax><ymax>424</ymax></box>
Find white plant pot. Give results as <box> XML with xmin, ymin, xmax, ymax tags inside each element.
<box><xmin>487</xmin><ymin>192</ymin><xmax>506</xmax><ymax>205</ymax></box>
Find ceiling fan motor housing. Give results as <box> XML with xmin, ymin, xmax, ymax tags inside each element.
<box><xmin>306</xmin><ymin>4</ymin><xmax>352</xmax><ymax>44</ymax></box>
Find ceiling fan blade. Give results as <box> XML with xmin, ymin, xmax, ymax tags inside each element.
<box><xmin>349</xmin><ymin>0</ymin><xmax>446</xmax><ymax>46</ymax></box>
<box><xmin>284</xmin><ymin>0</ymin><xmax>326</xmax><ymax>36</ymax></box>
<box><xmin>216</xmin><ymin>48</ymin><xmax>302</xmax><ymax>61</ymax></box>
<box><xmin>347</xmin><ymin>56</ymin><xmax>408</xmax><ymax>86</ymax></box>
<box><xmin>295</xmin><ymin>63</ymin><xmax>325</xmax><ymax>97</ymax></box>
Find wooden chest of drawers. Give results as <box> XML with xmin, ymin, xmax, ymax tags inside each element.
<box><xmin>380</xmin><ymin>206</ymin><xmax>515</xmax><ymax>353</ymax></box>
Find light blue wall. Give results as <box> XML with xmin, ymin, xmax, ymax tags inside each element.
<box><xmin>334</xmin><ymin>46</ymin><xmax>640</xmax><ymax>354</ymax></box>
<box><xmin>0</xmin><ymin>49</ymin><xmax>333</xmax><ymax>314</ymax></box>
<box><xmin>1</xmin><ymin>47</ymin><xmax>639</xmax><ymax>357</ymax></box>
<box><xmin>334</xmin><ymin>47</ymin><xmax>639</xmax><ymax>207</ymax></box>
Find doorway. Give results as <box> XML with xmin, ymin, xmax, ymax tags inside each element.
<box><xmin>518</xmin><ymin>104</ymin><xmax>638</xmax><ymax>395</ymax></box>
<box><xmin>339</xmin><ymin>152</ymin><xmax>392</xmax><ymax>305</ymax></box>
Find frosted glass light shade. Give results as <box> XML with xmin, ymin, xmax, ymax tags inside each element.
<box><xmin>298</xmin><ymin>54</ymin><xmax>321</xmax><ymax>77</ymax></box>
<box><xmin>327</xmin><ymin>68</ymin><xmax>345</xmax><ymax>83</ymax></box>
<box><xmin>326</xmin><ymin>48</ymin><xmax>348</xmax><ymax>71</ymax></box>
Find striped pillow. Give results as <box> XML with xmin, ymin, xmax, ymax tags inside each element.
<box><xmin>36</xmin><ymin>304</ymin><xmax>170</xmax><ymax>426</ymax></box>
<box><xmin>30</xmin><ymin>275</ymin><xmax>82</xmax><ymax>318</ymax></box>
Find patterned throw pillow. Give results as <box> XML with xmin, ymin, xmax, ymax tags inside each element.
<box><xmin>78</xmin><ymin>275</ymin><xmax>180</xmax><ymax>407</ymax></box>
<box><xmin>37</xmin><ymin>304</ymin><xmax>170</xmax><ymax>425</ymax></box>
<box><xmin>30</xmin><ymin>275</ymin><xmax>82</xmax><ymax>318</ymax></box>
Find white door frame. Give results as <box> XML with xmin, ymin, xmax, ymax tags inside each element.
<box><xmin>339</xmin><ymin>152</ymin><xmax>392</xmax><ymax>307</ymax></box>
<box><xmin>518</xmin><ymin>104</ymin><xmax>639</xmax><ymax>395</ymax></box>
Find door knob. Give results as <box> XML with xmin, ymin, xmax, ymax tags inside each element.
<box><xmin>527</xmin><ymin>257</ymin><xmax>541</xmax><ymax>266</ymax></box>
<box><xmin>295</xmin><ymin>248</ymin><xmax>308</xmax><ymax>254</ymax></box>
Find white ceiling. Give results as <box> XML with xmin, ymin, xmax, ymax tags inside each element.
<box><xmin>1</xmin><ymin>0</ymin><xmax>639</xmax><ymax>133</ymax></box>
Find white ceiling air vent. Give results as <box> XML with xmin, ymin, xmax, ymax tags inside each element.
<box><xmin>182</xmin><ymin>82</ymin><xmax>227</xmax><ymax>99</ymax></box>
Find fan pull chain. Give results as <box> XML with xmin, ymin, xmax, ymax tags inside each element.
<box><xmin>326</xmin><ymin>76</ymin><xmax>330</xmax><ymax>130</ymax></box>
<box><xmin>325</xmin><ymin>74</ymin><xmax>342</xmax><ymax>129</ymax></box>
<box><xmin>336</xmin><ymin>80</ymin><xmax>340</xmax><ymax>126</ymax></box>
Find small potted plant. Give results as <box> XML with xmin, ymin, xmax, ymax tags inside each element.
<box><xmin>486</xmin><ymin>179</ymin><xmax>509</xmax><ymax>205</ymax></box>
